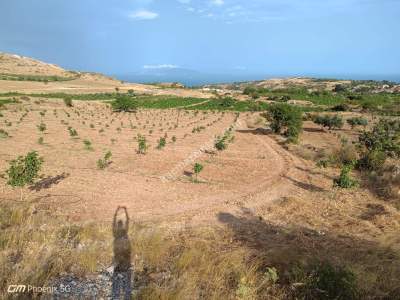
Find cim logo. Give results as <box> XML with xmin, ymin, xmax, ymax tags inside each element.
<box><xmin>7</xmin><ymin>285</ymin><xmax>27</xmax><ymax>293</ymax></box>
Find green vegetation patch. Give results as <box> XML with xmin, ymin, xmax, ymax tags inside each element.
<box><xmin>0</xmin><ymin>73</ymin><xmax>78</xmax><ymax>82</ymax></box>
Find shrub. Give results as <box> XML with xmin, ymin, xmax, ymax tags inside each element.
<box><xmin>38</xmin><ymin>137</ymin><xmax>44</xmax><ymax>145</ymax></box>
<box><xmin>97</xmin><ymin>151</ymin><xmax>112</xmax><ymax>170</ymax></box>
<box><xmin>334</xmin><ymin>164</ymin><xmax>358</xmax><ymax>188</ymax></box>
<box><xmin>314</xmin><ymin>114</ymin><xmax>344</xmax><ymax>130</ymax></box>
<box><xmin>6</xmin><ymin>151</ymin><xmax>43</xmax><ymax>200</ymax></box>
<box><xmin>83</xmin><ymin>139</ymin><xmax>93</xmax><ymax>150</ymax></box>
<box><xmin>218</xmin><ymin>97</ymin><xmax>236</xmax><ymax>108</ymax></box>
<box><xmin>137</xmin><ymin>134</ymin><xmax>148</xmax><ymax>154</ymax></box>
<box><xmin>332</xmin><ymin>103</ymin><xmax>350</xmax><ymax>112</ymax></box>
<box><xmin>243</xmin><ymin>86</ymin><xmax>257</xmax><ymax>95</ymax></box>
<box><xmin>333</xmin><ymin>141</ymin><xmax>358</xmax><ymax>166</ymax></box>
<box><xmin>215</xmin><ymin>130</ymin><xmax>234</xmax><ymax>151</ymax></box>
<box><xmin>37</xmin><ymin>122</ymin><xmax>46</xmax><ymax>132</ymax></box>
<box><xmin>347</xmin><ymin>117</ymin><xmax>368</xmax><ymax>129</ymax></box>
<box><xmin>0</xmin><ymin>129</ymin><xmax>9</xmax><ymax>138</ymax></box>
<box><xmin>358</xmin><ymin>119</ymin><xmax>400</xmax><ymax>158</ymax></box>
<box><xmin>111</xmin><ymin>95</ymin><xmax>138</xmax><ymax>112</ymax></box>
<box><xmin>356</xmin><ymin>119</ymin><xmax>400</xmax><ymax>171</ymax></box>
<box><xmin>68</xmin><ymin>127</ymin><xmax>78</xmax><ymax>137</ymax></box>
<box><xmin>357</xmin><ymin>150</ymin><xmax>387</xmax><ymax>171</ymax></box>
<box><xmin>193</xmin><ymin>163</ymin><xmax>204</xmax><ymax>180</ymax></box>
<box><xmin>333</xmin><ymin>84</ymin><xmax>347</xmax><ymax>93</ymax></box>
<box><xmin>172</xmin><ymin>136</ymin><xmax>177</xmax><ymax>143</ymax></box>
<box><xmin>157</xmin><ymin>137</ymin><xmax>166</xmax><ymax>150</ymax></box>
<box><xmin>292</xmin><ymin>262</ymin><xmax>358</xmax><ymax>300</ymax></box>
<box><xmin>265</xmin><ymin>104</ymin><xmax>302</xmax><ymax>143</ymax></box>
<box><xmin>63</xmin><ymin>97</ymin><xmax>73</xmax><ymax>107</ymax></box>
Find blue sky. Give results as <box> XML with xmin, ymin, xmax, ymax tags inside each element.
<box><xmin>0</xmin><ymin>0</ymin><xmax>399</xmax><ymax>79</ymax></box>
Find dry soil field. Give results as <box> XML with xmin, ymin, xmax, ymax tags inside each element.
<box><xmin>0</xmin><ymin>98</ymin><xmax>327</xmax><ymax>228</ymax></box>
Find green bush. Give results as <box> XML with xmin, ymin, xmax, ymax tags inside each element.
<box><xmin>333</xmin><ymin>84</ymin><xmax>347</xmax><ymax>93</ymax></box>
<box><xmin>292</xmin><ymin>262</ymin><xmax>358</xmax><ymax>300</ymax></box>
<box><xmin>314</xmin><ymin>114</ymin><xmax>344</xmax><ymax>130</ymax></box>
<box><xmin>218</xmin><ymin>97</ymin><xmax>236</xmax><ymax>108</ymax></box>
<box><xmin>357</xmin><ymin>119</ymin><xmax>400</xmax><ymax>171</ymax></box>
<box><xmin>157</xmin><ymin>137</ymin><xmax>166</xmax><ymax>150</ymax></box>
<box><xmin>0</xmin><ymin>129</ymin><xmax>9</xmax><ymax>138</ymax></box>
<box><xmin>358</xmin><ymin>119</ymin><xmax>400</xmax><ymax>158</ymax></box>
<box><xmin>83</xmin><ymin>139</ymin><xmax>93</xmax><ymax>150</ymax></box>
<box><xmin>357</xmin><ymin>150</ymin><xmax>386</xmax><ymax>171</ymax></box>
<box><xmin>347</xmin><ymin>117</ymin><xmax>368</xmax><ymax>129</ymax></box>
<box><xmin>214</xmin><ymin>130</ymin><xmax>234</xmax><ymax>151</ymax></box>
<box><xmin>334</xmin><ymin>164</ymin><xmax>358</xmax><ymax>188</ymax></box>
<box><xmin>243</xmin><ymin>86</ymin><xmax>257</xmax><ymax>95</ymax></box>
<box><xmin>137</xmin><ymin>134</ymin><xmax>148</xmax><ymax>154</ymax></box>
<box><xmin>265</xmin><ymin>104</ymin><xmax>302</xmax><ymax>143</ymax></box>
<box><xmin>193</xmin><ymin>163</ymin><xmax>204</xmax><ymax>180</ymax></box>
<box><xmin>68</xmin><ymin>127</ymin><xmax>78</xmax><ymax>137</ymax></box>
<box><xmin>332</xmin><ymin>103</ymin><xmax>350</xmax><ymax>112</ymax></box>
<box><xmin>6</xmin><ymin>151</ymin><xmax>43</xmax><ymax>200</ymax></box>
<box><xmin>37</xmin><ymin>122</ymin><xmax>46</xmax><ymax>132</ymax></box>
<box><xmin>97</xmin><ymin>151</ymin><xmax>112</xmax><ymax>170</ymax></box>
<box><xmin>63</xmin><ymin>97</ymin><xmax>73</xmax><ymax>107</ymax></box>
<box><xmin>111</xmin><ymin>95</ymin><xmax>138</xmax><ymax>112</ymax></box>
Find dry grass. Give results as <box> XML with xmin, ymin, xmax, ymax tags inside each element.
<box><xmin>0</xmin><ymin>200</ymin><xmax>283</xmax><ymax>299</ymax></box>
<box><xmin>2</xmin><ymin>195</ymin><xmax>400</xmax><ymax>299</ymax></box>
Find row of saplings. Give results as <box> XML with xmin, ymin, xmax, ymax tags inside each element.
<box><xmin>3</xmin><ymin>123</ymin><xmax>236</xmax><ymax>199</ymax></box>
<box><xmin>265</xmin><ymin>103</ymin><xmax>400</xmax><ymax>188</ymax></box>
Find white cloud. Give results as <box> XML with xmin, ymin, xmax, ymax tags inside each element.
<box><xmin>143</xmin><ymin>64</ymin><xmax>179</xmax><ymax>69</ymax></box>
<box><xmin>211</xmin><ymin>0</ymin><xmax>224</xmax><ymax>6</ymax></box>
<box><xmin>129</xmin><ymin>9</ymin><xmax>159</xmax><ymax>20</ymax></box>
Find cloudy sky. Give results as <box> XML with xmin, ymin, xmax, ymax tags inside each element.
<box><xmin>0</xmin><ymin>0</ymin><xmax>399</xmax><ymax>78</ymax></box>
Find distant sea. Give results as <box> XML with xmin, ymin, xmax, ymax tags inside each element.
<box><xmin>115</xmin><ymin>72</ymin><xmax>400</xmax><ymax>87</ymax></box>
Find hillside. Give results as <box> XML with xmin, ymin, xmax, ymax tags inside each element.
<box><xmin>0</xmin><ymin>52</ymin><xmax>212</xmax><ymax>98</ymax></box>
<box><xmin>0</xmin><ymin>52</ymin><xmax>74</xmax><ymax>77</ymax></box>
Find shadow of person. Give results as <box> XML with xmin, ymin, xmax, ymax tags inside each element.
<box><xmin>112</xmin><ymin>206</ymin><xmax>132</xmax><ymax>300</ymax></box>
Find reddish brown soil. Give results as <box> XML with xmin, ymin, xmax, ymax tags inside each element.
<box><xmin>0</xmin><ymin>100</ymin><xmax>388</xmax><ymax>230</ymax></box>
<box><xmin>0</xmin><ymin>99</ymin><xmax>335</xmax><ymax>227</ymax></box>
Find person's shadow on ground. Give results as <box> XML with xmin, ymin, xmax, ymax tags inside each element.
<box><xmin>111</xmin><ymin>206</ymin><xmax>132</xmax><ymax>300</ymax></box>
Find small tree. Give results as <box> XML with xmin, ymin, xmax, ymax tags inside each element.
<box><xmin>157</xmin><ymin>137</ymin><xmax>166</xmax><ymax>150</ymax></box>
<box><xmin>68</xmin><ymin>127</ymin><xmax>78</xmax><ymax>137</ymax></box>
<box><xmin>334</xmin><ymin>164</ymin><xmax>358</xmax><ymax>188</ymax></box>
<box><xmin>137</xmin><ymin>134</ymin><xmax>148</xmax><ymax>154</ymax></box>
<box><xmin>37</xmin><ymin>122</ymin><xmax>46</xmax><ymax>132</ymax></box>
<box><xmin>219</xmin><ymin>97</ymin><xmax>236</xmax><ymax>108</ymax></box>
<box><xmin>193</xmin><ymin>163</ymin><xmax>203</xmax><ymax>181</ymax></box>
<box><xmin>97</xmin><ymin>151</ymin><xmax>112</xmax><ymax>169</ymax></box>
<box><xmin>111</xmin><ymin>95</ymin><xmax>138</xmax><ymax>112</ymax></box>
<box><xmin>83</xmin><ymin>139</ymin><xmax>93</xmax><ymax>150</ymax></box>
<box><xmin>265</xmin><ymin>104</ymin><xmax>302</xmax><ymax>143</ymax></box>
<box><xmin>357</xmin><ymin>119</ymin><xmax>400</xmax><ymax>170</ymax></box>
<box><xmin>63</xmin><ymin>97</ymin><xmax>73</xmax><ymax>107</ymax></box>
<box><xmin>6</xmin><ymin>151</ymin><xmax>43</xmax><ymax>200</ymax></box>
